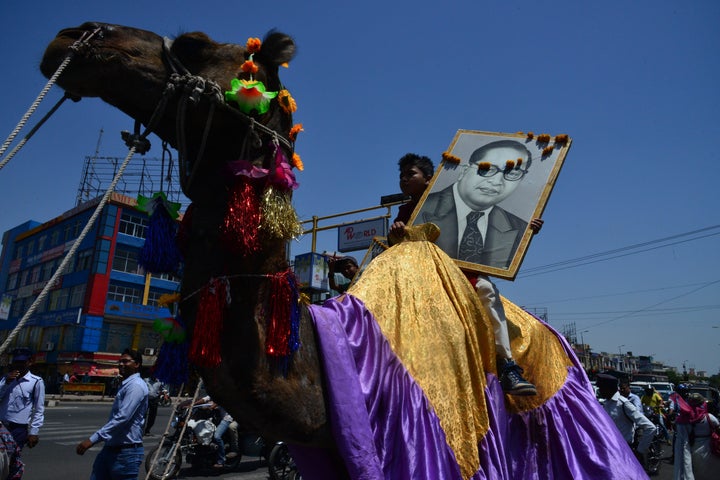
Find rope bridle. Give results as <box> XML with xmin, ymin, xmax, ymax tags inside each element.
<box><xmin>152</xmin><ymin>36</ymin><xmax>295</xmax><ymax>194</ymax></box>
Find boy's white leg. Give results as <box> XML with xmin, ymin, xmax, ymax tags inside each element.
<box><xmin>474</xmin><ymin>275</ymin><xmax>512</xmax><ymax>360</ymax></box>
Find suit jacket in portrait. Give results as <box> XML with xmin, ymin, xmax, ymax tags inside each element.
<box><xmin>419</xmin><ymin>186</ymin><xmax>527</xmax><ymax>268</ymax></box>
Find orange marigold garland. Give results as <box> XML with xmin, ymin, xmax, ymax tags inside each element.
<box><xmin>289</xmin><ymin>124</ymin><xmax>304</xmax><ymax>142</ymax></box>
<box><xmin>246</xmin><ymin>37</ymin><xmax>262</xmax><ymax>54</ymax></box>
<box><xmin>278</xmin><ymin>89</ymin><xmax>297</xmax><ymax>114</ymax></box>
<box><xmin>189</xmin><ymin>278</ymin><xmax>230</xmax><ymax>367</ymax></box>
<box><xmin>442</xmin><ymin>151</ymin><xmax>462</xmax><ymax>164</ymax></box>
<box><xmin>241</xmin><ymin>60</ymin><xmax>259</xmax><ymax>74</ymax></box>
<box><xmin>478</xmin><ymin>161</ymin><xmax>492</xmax><ymax>171</ymax></box>
<box><xmin>291</xmin><ymin>153</ymin><xmax>304</xmax><ymax>171</ymax></box>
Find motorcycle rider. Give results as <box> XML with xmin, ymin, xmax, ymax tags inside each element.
<box><xmin>641</xmin><ymin>385</ymin><xmax>670</xmax><ymax>444</ymax></box>
<box><xmin>597</xmin><ymin>374</ymin><xmax>655</xmax><ymax>469</ymax></box>
<box><xmin>183</xmin><ymin>395</ymin><xmax>239</xmax><ymax>468</ymax></box>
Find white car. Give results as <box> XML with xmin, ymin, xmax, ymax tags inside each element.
<box><xmin>651</xmin><ymin>382</ymin><xmax>674</xmax><ymax>401</ymax></box>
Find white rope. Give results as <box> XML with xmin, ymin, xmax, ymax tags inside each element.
<box><xmin>0</xmin><ymin>56</ymin><xmax>74</xmax><ymax>163</ymax></box>
<box><xmin>0</xmin><ymin>145</ymin><xmax>138</xmax><ymax>356</ymax></box>
<box><xmin>144</xmin><ymin>380</ymin><xmax>204</xmax><ymax>480</ymax></box>
<box><xmin>0</xmin><ymin>27</ymin><xmax>100</xmax><ymax>169</ymax></box>
<box><xmin>0</xmin><ymin>94</ymin><xmax>74</xmax><ymax>171</ymax></box>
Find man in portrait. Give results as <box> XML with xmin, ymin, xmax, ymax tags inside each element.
<box><xmin>419</xmin><ymin>139</ymin><xmax>532</xmax><ymax>268</ymax></box>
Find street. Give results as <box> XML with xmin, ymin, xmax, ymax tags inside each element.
<box><xmin>21</xmin><ymin>400</ymin><xmax>677</xmax><ymax>479</ymax></box>
<box><xmin>21</xmin><ymin>402</ymin><xmax>271</xmax><ymax>480</ymax></box>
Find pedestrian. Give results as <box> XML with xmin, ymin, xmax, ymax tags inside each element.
<box><xmin>619</xmin><ymin>379</ymin><xmax>643</xmax><ymax>410</ymax></box>
<box><xmin>0</xmin><ymin>348</ymin><xmax>45</xmax><ymax>450</ymax></box>
<box><xmin>0</xmin><ymin>421</ymin><xmax>23</xmax><ymax>480</ymax></box>
<box><xmin>596</xmin><ymin>374</ymin><xmax>655</xmax><ymax>470</ymax></box>
<box><xmin>327</xmin><ymin>256</ymin><xmax>359</xmax><ymax>294</ymax></box>
<box><xmin>144</xmin><ymin>376</ymin><xmax>163</xmax><ymax>436</ymax></box>
<box><xmin>671</xmin><ymin>391</ymin><xmax>720</xmax><ymax>480</ymax></box>
<box><xmin>76</xmin><ymin>348</ymin><xmax>148</xmax><ymax>479</ymax></box>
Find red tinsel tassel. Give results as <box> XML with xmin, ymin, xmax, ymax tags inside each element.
<box><xmin>266</xmin><ymin>270</ymin><xmax>294</xmax><ymax>357</ymax></box>
<box><xmin>189</xmin><ymin>278</ymin><xmax>229</xmax><ymax>367</ymax></box>
<box><xmin>221</xmin><ymin>179</ymin><xmax>262</xmax><ymax>255</ymax></box>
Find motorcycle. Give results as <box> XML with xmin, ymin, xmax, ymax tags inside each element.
<box><xmin>268</xmin><ymin>441</ymin><xmax>302</xmax><ymax>480</ymax></box>
<box><xmin>145</xmin><ymin>403</ymin><xmax>244</xmax><ymax>479</ymax></box>
<box><xmin>158</xmin><ymin>387</ymin><xmax>171</xmax><ymax>407</ymax></box>
<box><xmin>642</xmin><ymin>405</ymin><xmax>664</xmax><ymax>476</ymax></box>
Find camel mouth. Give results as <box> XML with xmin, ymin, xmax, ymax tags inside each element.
<box><xmin>40</xmin><ymin>22</ymin><xmax>164</xmax><ymax>99</ymax></box>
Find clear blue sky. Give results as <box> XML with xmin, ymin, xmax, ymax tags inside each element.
<box><xmin>1</xmin><ymin>1</ymin><xmax>718</xmax><ymax>374</ymax></box>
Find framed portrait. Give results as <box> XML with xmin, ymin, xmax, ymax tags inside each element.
<box><xmin>409</xmin><ymin>130</ymin><xmax>571</xmax><ymax>280</ymax></box>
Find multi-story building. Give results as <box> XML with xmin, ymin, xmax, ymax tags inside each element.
<box><xmin>0</xmin><ymin>193</ymin><xmax>180</xmax><ymax>387</ymax></box>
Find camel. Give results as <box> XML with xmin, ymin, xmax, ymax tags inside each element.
<box><xmin>40</xmin><ymin>23</ymin><xmax>649</xmax><ymax>479</ymax></box>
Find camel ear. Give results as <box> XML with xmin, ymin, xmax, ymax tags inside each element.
<box><xmin>258</xmin><ymin>31</ymin><xmax>296</xmax><ymax>66</ymax></box>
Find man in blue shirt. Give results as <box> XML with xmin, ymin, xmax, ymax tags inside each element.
<box><xmin>76</xmin><ymin>348</ymin><xmax>148</xmax><ymax>479</ymax></box>
<box><xmin>0</xmin><ymin>348</ymin><xmax>45</xmax><ymax>450</ymax></box>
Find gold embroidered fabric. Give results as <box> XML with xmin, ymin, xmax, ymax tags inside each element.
<box><xmin>348</xmin><ymin>239</ymin><xmax>571</xmax><ymax>478</ymax></box>
<box><xmin>501</xmin><ymin>298</ymin><xmax>573</xmax><ymax>413</ymax></box>
<box><xmin>349</xmin><ymin>241</ymin><xmax>492</xmax><ymax>479</ymax></box>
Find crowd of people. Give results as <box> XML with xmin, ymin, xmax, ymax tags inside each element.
<box><xmin>596</xmin><ymin>374</ymin><xmax>720</xmax><ymax>479</ymax></box>
<box><xmin>0</xmin><ymin>347</ymin><xmax>181</xmax><ymax>479</ymax></box>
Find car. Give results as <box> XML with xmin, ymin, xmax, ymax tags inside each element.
<box><xmin>651</xmin><ymin>382</ymin><xmax>674</xmax><ymax>401</ymax></box>
<box><xmin>630</xmin><ymin>381</ymin><xmax>650</xmax><ymax>398</ymax></box>
<box><xmin>685</xmin><ymin>383</ymin><xmax>720</xmax><ymax>415</ymax></box>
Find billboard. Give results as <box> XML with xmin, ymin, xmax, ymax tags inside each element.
<box><xmin>337</xmin><ymin>218</ymin><xmax>387</xmax><ymax>253</ymax></box>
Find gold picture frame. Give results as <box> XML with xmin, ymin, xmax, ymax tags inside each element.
<box><xmin>409</xmin><ymin>130</ymin><xmax>571</xmax><ymax>280</ymax></box>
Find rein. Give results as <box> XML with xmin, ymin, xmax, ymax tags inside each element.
<box><xmin>0</xmin><ymin>27</ymin><xmax>100</xmax><ymax>169</ymax></box>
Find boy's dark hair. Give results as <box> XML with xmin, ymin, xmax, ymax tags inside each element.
<box><xmin>123</xmin><ymin>348</ymin><xmax>143</xmax><ymax>368</ymax></box>
<box><xmin>398</xmin><ymin>153</ymin><xmax>434</xmax><ymax>179</ymax></box>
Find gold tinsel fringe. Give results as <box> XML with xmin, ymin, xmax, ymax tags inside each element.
<box><xmin>260</xmin><ymin>186</ymin><xmax>303</xmax><ymax>240</ymax></box>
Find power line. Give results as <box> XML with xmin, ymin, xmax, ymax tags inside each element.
<box><xmin>582</xmin><ymin>279</ymin><xmax>720</xmax><ymax>329</ymax></box>
<box><xmin>519</xmin><ymin>279</ymin><xmax>720</xmax><ymax>306</ymax></box>
<box><xmin>518</xmin><ymin>225</ymin><xmax>720</xmax><ymax>278</ymax></box>
<box><xmin>548</xmin><ymin>304</ymin><xmax>720</xmax><ymax>317</ymax></box>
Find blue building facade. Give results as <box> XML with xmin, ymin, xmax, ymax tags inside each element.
<box><xmin>0</xmin><ymin>193</ymin><xmax>180</xmax><ymax>383</ymax></box>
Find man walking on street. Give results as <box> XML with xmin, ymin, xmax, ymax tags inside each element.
<box><xmin>76</xmin><ymin>348</ymin><xmax>148</xmax><ymax>479</ymax></box>
<box><xmin>0</xmin><ymin>348</ymin><xmax>45</xmax><ymax>451</ymax></box>
<box><xmin>144</xmin><ymin>376</ymin><xmax>162</xmax><ymax>436</ymax></box>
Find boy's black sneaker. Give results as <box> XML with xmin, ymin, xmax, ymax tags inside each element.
<box><xmin>499</xmin><ymin>359</ymin><xmax>537</xmax><ymax>396</ymax></box>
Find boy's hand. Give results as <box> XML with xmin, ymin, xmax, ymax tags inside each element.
<box><xmin>529</xmin><ymin>218</ymin><xmax>544</xmax><ymax>234</ymax></box>
<box><xmin>389</xmin><ymin>221</ymin><xmax>407</xmax><ymax>237</ymax></box>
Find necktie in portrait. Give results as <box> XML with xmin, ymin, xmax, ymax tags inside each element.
<box><xmin>458</xmin><ymin>210</ymin><xmax>484</xmax><ymax>262</ymax></box>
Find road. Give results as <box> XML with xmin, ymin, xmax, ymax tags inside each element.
<box><xmin>21</xmin><ymin>401</ymin><xmax>272</xmax><ymax>480</ymax></box>
<box><xmin>21</xmin><ymin>399</ymin><xmax>676</xmax><ymax>479</ymax></box>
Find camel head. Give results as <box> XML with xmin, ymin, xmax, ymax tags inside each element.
<box><xmin>40</xmin><ymin>22</ymin><xmax>298</xmax><ymax>202</ymax></box>
<box><xmin>40</xmin><ymin>23</ymin><xmax>327</xmax><ymax>444</ymax></box>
